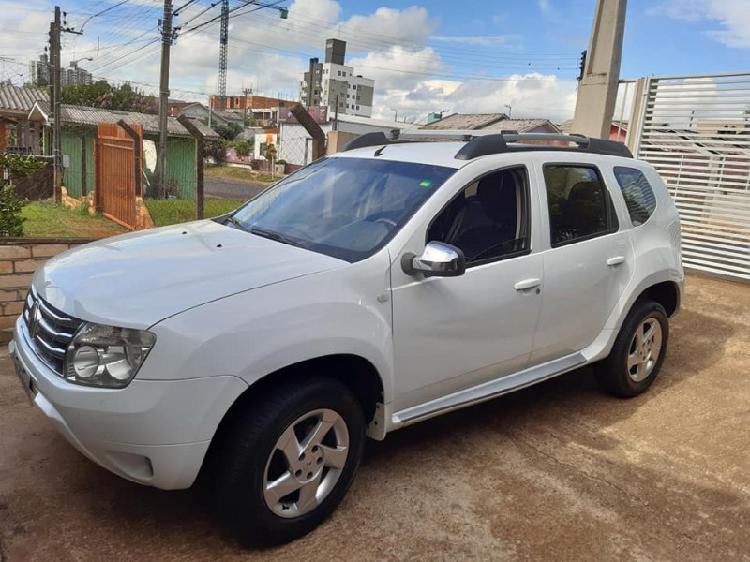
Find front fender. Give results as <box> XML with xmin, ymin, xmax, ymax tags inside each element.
<box><xmin>143</xmin><ymin>251</ymin><xmax>394</xmax><ymax>402</ymax></box>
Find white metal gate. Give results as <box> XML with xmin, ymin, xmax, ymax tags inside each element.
<box><xmin>633</xmin><ymin>72</ymin><xmax>750</xmax><ymax>281</ymax></box>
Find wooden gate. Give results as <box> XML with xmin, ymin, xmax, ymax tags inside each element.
<box><xmin>95</xmin><ymin>123</ymin><xmax>143</xmax><ymax>229</ymax></box>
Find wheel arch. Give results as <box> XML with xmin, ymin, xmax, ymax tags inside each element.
<box><xmin>206</xmin><ymin>353</ymin><xmax>385</xmax><ymax>456</ymax></box>
<box><xmin>635</xmin><ymin>280</ymin><xmax>681</xmax><ymax>317</ymax></box>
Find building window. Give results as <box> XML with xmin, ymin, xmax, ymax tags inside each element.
<box><xmin>356</xmin><ymin>105</ymin><xmax>360</xmax><ymax>110</ymax></box>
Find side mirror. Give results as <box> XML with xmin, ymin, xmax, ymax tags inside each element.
<box><xmin>401</xmin><ymin>242</ymin><xmax>466</xmax><ymax>277</ymax></box>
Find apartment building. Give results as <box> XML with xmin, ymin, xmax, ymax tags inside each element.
<box><xmin>300</xmin><ymin>38</ymin><xmax>375</xmax><ymax>118</ymax></box>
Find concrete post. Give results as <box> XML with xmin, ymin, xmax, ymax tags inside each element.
<box><xmin>571</xmin><ymin>0</ymin><xmax>628</xmax><ymax>139</ymax></box>
<box><xmin>326</xmin><ymin>131</ymin><xmax>358</xmax><ymax>154</ymax></box>
<box><xmin>625</xmin><ymin>77</ymin><xmax>647</xmax><ymax>154</ymax></box>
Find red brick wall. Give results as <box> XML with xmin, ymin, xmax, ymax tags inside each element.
<box><xmin>0</xmin><ymin>240</ymin><xmax>96</xmax><ymax>330</ymax></box>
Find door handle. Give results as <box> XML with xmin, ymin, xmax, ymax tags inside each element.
<box><xmin>606</xmin><ymin>256</ymin><xmax>626</xmax><ymax>266</ymax></box>
<box><xmin>514</xmin><ymin>278</ymin><xmax>542</xmax><ymax>291</ymax></box>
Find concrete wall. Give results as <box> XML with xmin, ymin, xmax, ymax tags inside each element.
<box><xmin>0</xmin><ymin>240</ymin><xmax>95</xmax><ymax>331</ymax></box>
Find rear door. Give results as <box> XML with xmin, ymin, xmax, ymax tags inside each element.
<box><xmin>531</xmin><ymin>160</ymin><xmax>634</xmax><ymax>364</ymax></box>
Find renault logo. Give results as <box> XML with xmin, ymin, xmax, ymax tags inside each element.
<box><xmin>29</xmin><ymin>303</ymin><xmax>42</xmax><ymax>339</ymax></box>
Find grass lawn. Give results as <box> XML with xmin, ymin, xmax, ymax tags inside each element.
<box><xmin>22</xmin><ymin>202</ymin><xmax>126</xmax><ymax>238</ymax></box>
<box><xmin>145</xmin><ymin>199</ymin><xmax>245</xmax><ymax>227</ymax></box>
<box><xmin>205</xmin><ymin>165</ymin><xmax>280</xmax><ymax>185</ymax></box>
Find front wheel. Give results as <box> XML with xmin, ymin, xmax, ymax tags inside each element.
<box><xmin>596</xmin><ymin>300</ymin><xmax>669</xmax><ymax>398</ymax></box>
<box><xmin>209</xmin><ymin>378</ymin><xmax>365</xmax><ymax>546</ymax></box>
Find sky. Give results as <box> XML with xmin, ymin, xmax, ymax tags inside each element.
<box><xmin>0</xmin><ymin>0</ymin><xmax>748</xmax><ymax>123</ymax></box>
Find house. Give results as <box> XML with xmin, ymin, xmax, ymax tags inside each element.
<box><xmin>0</xmin><ymin>84</ymin><xmax>48</xmax><ymax>153</ymax></box>
<box><xmin>27</xmin><ymin>101</ymin><xmax>218</xmax><ymax>199</ymax></box>
<box><xmin>421</xmin><ymin>112</ymin><xmax>561</xmax><ymax>134</ymax></box>
<box><xmin>420</xmin><ymin>112</ymin><xmax>509</xmax><ymax>130</ymax></box>
<box><xmin>278</xmin><ymin>113</ymin><xmax>420</xmax><ymax>167</ymax></box>
<box><xmin>254</xmin><ymin>128</ymin><xmax>279</xmax><ymax>160</ymax></box>
<box><xmin>169</xmin><ymin>102</ymin><xmax>245</xmax><ymax>129</ymax></box>
<box><xmin>209</xmin><ymin>95</ymin><xmax>296</xmax><ymax>126</ymax></box>
<box><xmin>560</xmin><ymin>119</ymin><xmax>628</xmax><ymax>142</ymax></box>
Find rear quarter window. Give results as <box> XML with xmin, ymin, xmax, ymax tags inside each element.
<box><xmin>614</xmin><ymin>167</ymin><xmax>657</xmax><ymax>226</ymax></box>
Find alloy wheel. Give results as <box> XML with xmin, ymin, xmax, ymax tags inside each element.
<box><xmin>263</xmin><ymin>408</ymin><xmax>350</xmax><ymax>518</ymax></box>
<box><xmin>627</xmin><ymin>317</ymin><xmax>663</xmax><ymax>382</ymax></box>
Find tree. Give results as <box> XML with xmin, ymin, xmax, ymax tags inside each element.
<box><xmin>234</xmin><ymin>140</ymin><xmax>251</xmax><ymax>157</ymax></box>
<box><xmin>264</xmin><ymin>143</ymin><xmax>277</xmax><ymax>161</ymax></box>
<box><xmin>214</xmin><ymin>123</ymin><xmax>243</xmax><ymax>140</ymax></box>
<box><xmin>61</xmin><ymin>80</ymin><xmax>158</xmax><ymax>114</ymax></box>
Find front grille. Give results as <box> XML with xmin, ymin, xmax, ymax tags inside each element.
<box><xmin>22</xmin><ymin>288</ymin><xmax>83</xmax><ymax>375</ymax></box>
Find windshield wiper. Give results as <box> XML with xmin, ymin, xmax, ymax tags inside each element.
<box><xmin>224</xmin><ymin>215</ymin><xmax>247</xmax><ymax>231</ymax></box>
<box><xmin>249</xmin><ymin>226</ymin><xmax>294</xmax><ymax>245</ymax></box>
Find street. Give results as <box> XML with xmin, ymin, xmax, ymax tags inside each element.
<box><xmin>0</xmin><ymin>273</ymin><xmax>748</xmax><ymax>560</ymax></box>
<box><xmin>205</xmin><ymin>177</ymin><xmax>267</xmax><ymax>201</ymax></box>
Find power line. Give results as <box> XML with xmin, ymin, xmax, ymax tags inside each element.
<box><xmin>76</xmin><ymin>0</ymin><xmax>131</xmax><ymax>31</ymax></box>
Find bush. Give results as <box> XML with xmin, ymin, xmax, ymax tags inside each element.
<box><xmin>235</xmin><ymin>140</ymin><xmax>252</xmax><ymax>158</ymax></box>
<box><xmin>204</xmin><ymin>140</ymin><xmax>227</xmax><ymax>164</ymax></box>
<box><xmin>0</xmin><ymin>154</ymin><xmax>44</xmax><ymax>237</ymax></box>
<box><xmin>0</xmin><ymin>185</ymin><xmax>26</xmax><ymax>237</ymax></box>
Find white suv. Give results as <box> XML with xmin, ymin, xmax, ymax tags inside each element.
<box><xmin>10</xmin><ymin>132</ymin><xmax>683</xmax><ymax>545</ymax></box>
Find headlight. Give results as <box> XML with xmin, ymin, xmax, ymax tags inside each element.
<box><xmin>63</xmin><ymin>322</ymin><xmax>156</xmax><ymax>388</ymax></box>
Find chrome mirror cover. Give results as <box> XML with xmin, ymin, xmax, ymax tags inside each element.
<box><xmin>401</xmin><ymin>242</ymin><xmax>466</xmax><ymax>277</ymax></box>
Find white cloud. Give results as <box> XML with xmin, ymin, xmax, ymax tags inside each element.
<box><xmin>349</xmin><ymin>46</ymin><xmax>443</xmax><ymax>90</ymax></box>
<box><xmin>340</xmin><ymin>6</ymin><xmax>437</xmax><ymax>52</ymax></box>
<box><xmin>653</xmin><ymin>0</ymin><xmax>750</xmax><ymax>48</ymax></box>
<box><xmin>372</xmin><ymin>73</ymin><xmax>578</xmax><ymax>124</ymax></box>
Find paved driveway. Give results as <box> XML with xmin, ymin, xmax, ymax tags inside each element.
<box><xmin>1</xmin><ymin>274</ymin><xmax>748</xmax><ymax>561</ymax></box>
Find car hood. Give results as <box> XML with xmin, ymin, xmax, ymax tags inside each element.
<box><xmin>33</xmin><ymin>220</ymin><xmax>345</xmax><ymax>328</ymax></box>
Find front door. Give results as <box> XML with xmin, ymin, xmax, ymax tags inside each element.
<box><xmin>391</xmin><ymin>166</ymin><xmax>544</xmax><ymax>411</ymax></box>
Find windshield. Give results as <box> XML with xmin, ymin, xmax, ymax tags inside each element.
<box><xmin>231</xmin><ymin>157</ymin><xmax>456</xmax><ymax>261</ymax></box>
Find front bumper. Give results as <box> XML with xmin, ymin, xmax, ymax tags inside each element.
<box><xmin>10</xmin><ymin>318</ymin><xmax>247</xmax><ymax>490</ymax></box>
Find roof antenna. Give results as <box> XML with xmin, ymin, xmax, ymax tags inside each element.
<box><xmin>374</xmin><ymin>145</ymin><xmax>387</xmax><ymax>156</ymax></box>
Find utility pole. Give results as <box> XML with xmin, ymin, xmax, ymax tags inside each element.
<box><xmin>48</xmin><ymin>6</ymin><xmax>82</xmax><ymax>202</ymax></box>
<box><xmin>242</xmin><ymin>87</ymin><xmax>251</xmax><ymax>126</ymax></box>
<box><xmin>571</xmin><ymin>0</ymin><xmax>627</xmax><ymax>139</ymax></box>
<box><xmin>157</xmin><ymin>0</ymin><xmax>173</xmax><ymax>199</ymax></box>
<box><xmin>50</xmin><ymin>7</ymin><xmax>61</xmax><ymax>201</ymax></box>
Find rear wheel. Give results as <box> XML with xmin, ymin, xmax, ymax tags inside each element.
<box><xmin>596</xmin><ymin>300</ymin><xmax>669</xmax><ymax>398</ymax></box>
<box><xmin>208</xmin><ymin>378</ymin><xmax>365</xmax><ymax>546</ymax></box>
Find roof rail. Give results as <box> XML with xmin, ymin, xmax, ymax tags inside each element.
<box><xmin>341</xmin><ymin>130</ymin><xmax>633</xmax><ymax>159</ymax></box>
<box><xmin>342</xmin><ymin>131</ymin><xmax>392</xmax><ymax>151</ymax></box>
<box><xmin>455</xmin><ymin>133</ymin><xmax>633</xmax><ymax>159</ymax></box>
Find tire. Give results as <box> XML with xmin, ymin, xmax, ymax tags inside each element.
<box><xmin>207</xmin><ymin>377</ymin><xmax>366</xmax><ymax>546</ymax></box>
<box><xmin>596</xmin><ymin>300</ymin><xmax>669</xmax><ymax>398</ymax></box>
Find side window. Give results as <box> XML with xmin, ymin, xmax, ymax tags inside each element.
<box><xmin>543</xmin><ymin>165</ymin><xmax>618</xmax><ymax>247</ymax></box>
<box><xmin>614</xmin><ymin>166</ymin><xmax>657</xmax><ymax>226</ymax></box>
<box><xmin>428</xmin><ymin>167</ymin><xmax>530</xmax><ymax>265</ymax></box>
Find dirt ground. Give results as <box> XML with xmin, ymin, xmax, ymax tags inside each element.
<box><xmin>1</xmin><ymin>273</ymin><xmax>749</xmax><ymax>561</ymax></box>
